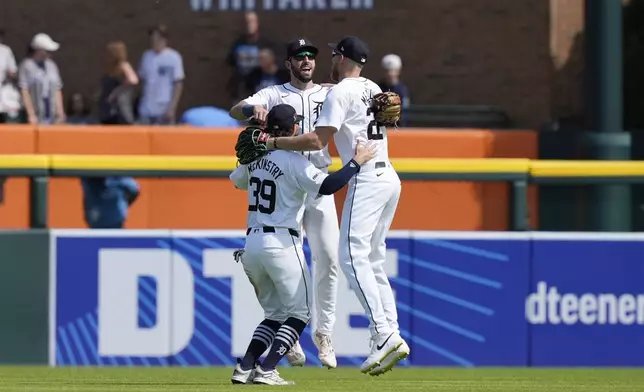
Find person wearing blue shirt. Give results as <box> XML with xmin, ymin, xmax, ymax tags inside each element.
<box><xmin>378</xmin><ymin>54</ymin><xmax>411</xmax><ymax>127</ymax></box>
<box><xmin>81</xmin><ymin>177</ymin><xmax>140</xmax><ymax>229</ymax></box>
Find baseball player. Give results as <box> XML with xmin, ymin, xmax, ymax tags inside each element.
<box><xmin>229</xmin><ymin>38</ymin><xmax>340</xmax><ymax>368</ymax></box>
<box><xmin>229</xmin><ymin>104</ymin><xmax>376</xmax><ymax>385</ymax></box>
<box><xmin>242</xmin><ymin>36</ymin><xmax>409</xmax><ymax>376</ymax></box>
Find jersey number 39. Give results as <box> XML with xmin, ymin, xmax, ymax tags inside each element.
<box><xmin>248</xmin><ymin>177</ymin><xmax>276</xmax><ymax>214</ymax></box>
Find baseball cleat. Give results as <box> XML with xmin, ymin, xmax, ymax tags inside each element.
<box><xmin>369</xmin><ymin>339</ymin><xmax>410</xmax><ymax>376</ymax></box>
<box><xmin>285</xmin><ymin>340</ymin><xmax>306</xmax><ymax>366</ymax></box>
<box><xmin>313</xmin><ymin>331</ymin><xmax>337</xmax><ymax>369</ymax></box>
<box><xmin>231</xmin><ymin>358</ymin><xmax>255</xmax><ymax>384</ymax></box>
<box><xmin>252</xmin><ymin>366</ymin><xmax>295</xmax><ymax>386</ymax></box>
<box><xmin>360</xmin><ymin>332</ymin><xmax>403</xmax><ymax>374</ymax></box>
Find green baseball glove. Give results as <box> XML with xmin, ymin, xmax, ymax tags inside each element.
<box><xmin>235</xmin><ymin>126</ymin><xmax>271</xmax><ymax>165</ymax></box>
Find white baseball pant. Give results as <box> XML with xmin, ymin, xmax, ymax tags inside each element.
<box><xmin>338</xmin><ymin>163</ymin><xmax>401</xmax><ymax>338</ymax></box>
<box><xmin>242</xmin><ymin>228</ymin><xmax>313</xmax><ymax>323</ymax></box>
<box><xmin>302</xmin><ymin>192</ymin><xmax>340</xmax><ymax>335</ymax></box>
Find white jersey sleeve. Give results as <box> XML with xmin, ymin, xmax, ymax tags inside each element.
<box><xmin>289</xmin><ymin>154</ymin><xmax>328</xmax><ymax>195</ymax></box>
<box><xmin>229</xmin><ymin>165</ymin><xmax>249</xmax><ymax>190</ymax></box>
<box><xmin>315</xmin><ymin>87</ymin><xmax>346</xmax><ymax>131</ymax></box>
<box><xmin>242</xmin><ymin>86</ymin><xmax>278</xmax><ymax>108</ymax></box>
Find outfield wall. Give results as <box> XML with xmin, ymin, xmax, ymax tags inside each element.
<box><xmin>2</xmin><ymin>230</ymin><xmax>642</xmax><ymax>366</ymax></box>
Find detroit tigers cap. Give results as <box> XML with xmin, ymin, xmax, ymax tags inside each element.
<box><xmin>266</xmin><ymin>104</ymin><xmax>305</xmax><ymax>133</ymax></box>
<box><xmin>286</xmin><ymin>38</ymin><xmax>319</xmax><ymax>58</ymax></box>
<box><xmin>328</xmin><ymin>36</ymin><xmax>369</xmax><ymax>65</ymax></box>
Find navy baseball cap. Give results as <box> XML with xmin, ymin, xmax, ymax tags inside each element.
<box><xmin>266</xmin><ymin>104</ymin><xmax>304</xmax><ymax>132</ymax></box>
<box><xmin>328</xmin><ymin>36</ymin><xmax>369</xmax><ymax>65</ymax></box>
<box><xmin>286</xmin><ymin>38</ymin><xmax>318</xmax><ymax>58</ymax></box>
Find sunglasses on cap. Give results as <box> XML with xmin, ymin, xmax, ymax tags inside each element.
<box><xmin>293</xmin><ymin>51</ymin><xmax>316</xmax><ymax>61</ymax></box>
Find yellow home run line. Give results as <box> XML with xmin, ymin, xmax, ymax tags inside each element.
<box><xmin>530</xmin><ymin>160</ymin><xmax>644</xmax><ymax>177</ymax></box>
<box><xmin>0</xmin><ymin>155</ymin><xmax>643</xmax><ymax>176</ymax></box>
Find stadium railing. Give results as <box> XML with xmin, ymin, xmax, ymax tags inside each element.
<box><xmin>3</xmin><ymin>155</ymin><xmax>644</xmax><ymax>231</ymax></box>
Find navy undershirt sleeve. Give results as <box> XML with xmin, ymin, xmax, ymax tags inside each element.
<box><xmin>318</xmin><ymin>159</ymin><xmax>360</xmax><ymax>195</ymax></box>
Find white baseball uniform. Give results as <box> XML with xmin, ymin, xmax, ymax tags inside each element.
<box><xmin>229</xmin><ymin>150</ymin><xmax>337</xmax><ymax>324</ymax></box>
<box><xmin>315</xmin><ymin>77</ymin><xmax>401</xmax><ymax>338</ymax></box>
<box><xmin>243</xmin><ymin>83</ymin><xmax>339</xmax><ymax>335</ymax></box>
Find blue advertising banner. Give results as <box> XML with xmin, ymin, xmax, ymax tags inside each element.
<box><xmin>529</xmin><ymin>233</ymin><xmax>644</xmax><ymax>366</ymax></box>
<box><xmin>51</xmin><ymin>230</ymin><xmax>644</xmax><ymax>367</ymax></box>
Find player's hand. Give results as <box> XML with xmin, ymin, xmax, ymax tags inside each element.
<box><xmin>353</xmin><ymin>140</ymin><xmax>378</xmax><ymax>165</ymax></box>
<box><xmin>233</xmin><ymin>249</ymin><xmax>245</xmax><ymax>263</ymax></box>
<box><xmin>251</xmin><ymin>106</ymin><xmax>269</xmax><ymax>125</ymax></box>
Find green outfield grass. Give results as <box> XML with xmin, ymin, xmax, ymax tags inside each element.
<box><xmin>0</xmin><ymin>367</ymin><xmax>643</xmax><ymax>391</ymax></box>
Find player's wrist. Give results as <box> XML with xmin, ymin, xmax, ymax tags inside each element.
<box><xmin>266</xmin><ymin>137</ymin><xmax>278</xmax><ymax>150</ymax></box>
<box><xmin>241</xmin><ymin>105</ymin><xmax>255</xmax><ymax>118</ymax></box>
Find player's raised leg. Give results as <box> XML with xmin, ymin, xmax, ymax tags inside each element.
<box><xmin>303</xmin><ymin>192</ymin><xmax>340</xmax><ymax>368</ymax></box>
<box><xmin>338</xmin><ymin>174</ymin><xmax>403</xmax><ymax>373</ymax></box>
<box><xmin>254</xmin><ymin>233</ymin><xmax>312</xmax><ymax>386</ymax></box>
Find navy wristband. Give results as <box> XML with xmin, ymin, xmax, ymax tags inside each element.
<box><xmin>241</xmin><ymin>105</ymin><xmax>254</xmax><ymax>118</ymax></box>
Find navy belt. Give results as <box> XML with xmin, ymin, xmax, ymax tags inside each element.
<box><xmin>246</xmin><ymin>226</ymin><xmax>299</xmax><ymax>238</ymax></box>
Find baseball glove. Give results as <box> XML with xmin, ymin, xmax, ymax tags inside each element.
<box><xmin>235</xmin><ymin>126</ymin><xmax>270</xmax><ymax>165</ymax></box>
<box><xmin>371</xmin><ymin>91</ymin><xmax>402</xmax><ymax>126</ymax></box>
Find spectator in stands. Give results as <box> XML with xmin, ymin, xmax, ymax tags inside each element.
<box><xmin>99</xmin><ymin>41</ymin><xmax>138</xmax><ymax>125</ymax></box>
<box><xmin>0</xmin><ymin>29</ymin><xmax>20</xmax><ymax>124</ymax></box>
<box><xmin>19</xmin><ymin>33</ymin><xmax>65</xmax><ymax>125</ymax></box>
<box><xmin>379</xmin><ymin>54</ymin><xmax>410</xmax><ymax>126</ymax></box>
<box><xmin>81</xmin><ymin>177</ymin><xmax>140</xmax><ymax>229</ymax></box>
<box><xmin>245</xmin><ymin>47</ymin><xmax>289</xmax><ymax>94</ymax></box>
<box><xmin>138</xmin><ymin>24</ymin><xmax>184</xmax><ymax>125</ymax></box>
<box><xmin>226</xmin><ymin>12</ymin><xmax>275</xmax><ymax>102</ymax></box>
<box><xmin>66</xmin><ymin>93</ymin><xmax>96</xmax><ymax>124</ymax></box>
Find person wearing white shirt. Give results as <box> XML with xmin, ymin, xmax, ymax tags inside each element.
<box><xmin>230</xmin><ymin>38</ymin><xmax>340</xmax><ymax>369</ymax></box>
<box><xmin>0</xmin><ymin>31</ymin><xmax>18</xmax><ymax>123</ymax></box>
<box><xmin>138</xmin><ymin>24</ymin><xmax>185</xmax><ymax>125</ymax></box>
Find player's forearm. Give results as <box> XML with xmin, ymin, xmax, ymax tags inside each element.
<box><xmin>270</xmin><ymin>132</ymin><xmax>325</xmax><ymax>152</ymax></box>
<box><xmin>229</xmin><ymin>102</ymin><xmax>254</xmax><ymax>121</ymax></box>
<box><xmin>318</xmin><ymin>159</ymin><xmax>360</xmax><ymax>195</ymax></box>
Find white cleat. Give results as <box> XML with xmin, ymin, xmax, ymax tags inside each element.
<box><xmin>285</xmin><ymin>340</ymin><xmax>306</xmax><ymax>367</ymax></box>
<box><xmin>231</xmin><ymin>359</ymin><xmax>255</xmax><ymax>384</ymax></box>
<box><xmin>360</xmin><ymin>332</ymin><xmax>404</xmax><ymax>374</ymax></box>
<box><xmin>252</xmin><ymin>366</ymin><xmax>296</xmax><ymax>386</ymax></box>
<box><xmin>313</xmin><ymin>331</ymin><xmax>337</xmax><ymax>369</ymax></box>
<box><xmin>369</xmin><ymin>339</ymin><xmax>410</xmax><ymax>376</ymax></box>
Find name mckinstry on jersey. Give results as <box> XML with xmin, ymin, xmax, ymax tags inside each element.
<box><xmin>230</xmin><ymin>150</ymin><xmax>328</xmax><ymax>231</ymax></box>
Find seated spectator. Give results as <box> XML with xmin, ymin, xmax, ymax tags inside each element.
<box><xmin>66</xmin><ymin>93</ymin><xmax>96</xmax><ymax>124</ymax></box>
<box><xmin>180</xmin><ymin>106</ymin><xmax>242</xmax><ymax>127</ymax></box>
<box><xmin>99</xmin><ymin>41</ymin><xmax>138</xmax><ymax>125</ymax></box>
<box><xmin>226</xmin><ymin>11</ymin><xmax>275</xmax><ymax>102</ymax></box>
<box><xmin>245</xmin><ymin>47</ymin><xmax>289</xmax><ymax>94</ymax></box>
<box><xmin>138</xmin><ymin>24</ymin><xmax>184</xmax><ymax>125</ymax></box>
<box><xmin>0</xmin><ymin>29</ymin><xmax>20</xmax><ymax>124</ymax></box>
<box><xmin>81</xmin><ymin>177</ymin><xmax>140</xmax><ymax>229</ymax></box>
<box><xmin>378</xmin><ymin>54</ymin><xmax>411</xmax><ymax>125</ymax></box>
<box><xmin>19</xmin><ymin>33</ymin><xmax>66</xmax><ymax>125</ymax></box>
